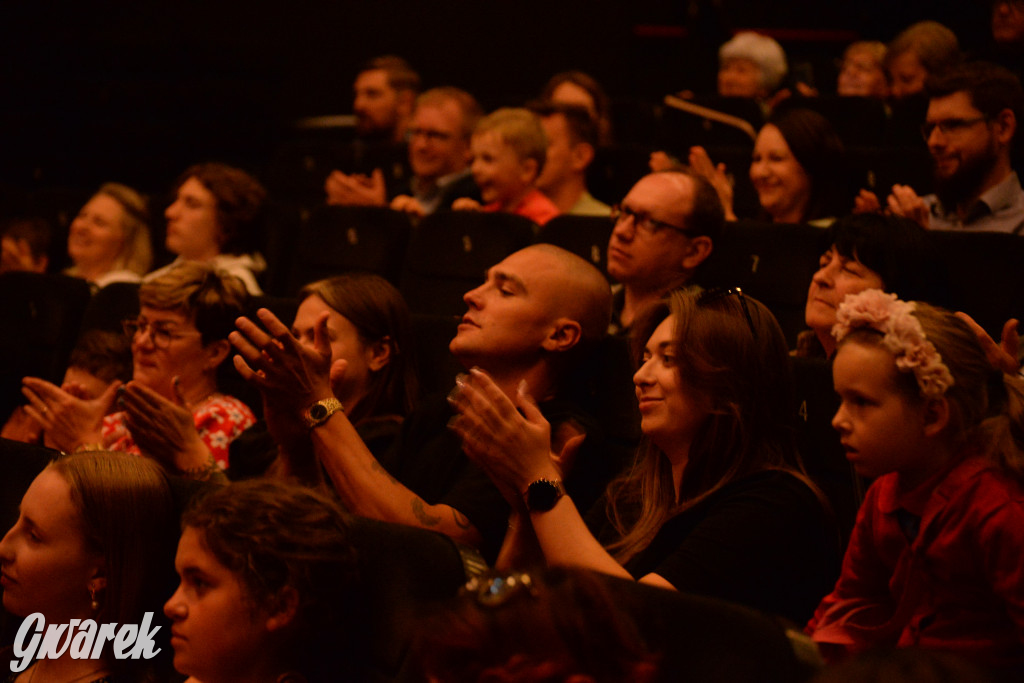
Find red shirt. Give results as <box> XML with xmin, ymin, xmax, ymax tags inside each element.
<box><xmin>102</xmin><ymin>393</ymin><xmax>255</xmax><ymax>470</ymax></box>
<box><xmin>483</xmin><ymin>189</ymin><xmax>560</xmax><ymax>226</ymax></box>
<box><xmin>808</xmin><ymin>455</ymin><xmax>1024</xmax><ymax>669</ymax></box>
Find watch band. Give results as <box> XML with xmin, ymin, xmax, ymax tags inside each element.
<box><xmin>303</xmin><ymin>397</ymin><xmax>344</xmax><ymax>430</ymax></box>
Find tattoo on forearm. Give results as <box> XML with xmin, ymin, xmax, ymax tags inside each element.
<box><xmin>411</xmin><ymin>497</ymin><xmax>441</xmax><ymax>526</ymax></box>
<box><xmin>453</xmin><ymin>509</ymin><xmax>472</xmax><ymax>530</ymax></box>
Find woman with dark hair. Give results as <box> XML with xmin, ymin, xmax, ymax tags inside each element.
<box><xmin>797</xmin><ymin>213</ymin><xmax>945</xmax><ymax>358</ymax></box>
<box><xmin>0</xmin><ymin>451</ymin><xmax>178</xmax><ymax>682</ymax></box>
<box><xmin>541</xmin><ymin>70</ymin><xmax>613</xmax><ymax>145</ymax></box>
<box><xmin>417</xmin><ymin>567</ymin><xmax>659</xmax><ymax>683</ymax></box>
<box><xmin>229</xmin><ymin>272</ymin><xmax>418</xmax><ymax>481</ymax></box>
<box><xmin>691</xmin><ymin>107</ymin><xmax>850</xmax><ymax>225</ymax></box>
<box><xmin>21</xmin><ymin>262</ymin><xmax>255</xmax><ymax>479</ymax></box>
<box><xmin>449</xmin><ymin>288</ymin><xmax>838</xmax><ymax>624</ymax></box>
<box><xmin>165</xmin><ymin>479</ymin><xmax>359</xmax><ymax>683</ymax></box>
<box><xmin>149</xmin><ymin>162</ymin><xmax>267</xmax><ymax>295</ymax></box>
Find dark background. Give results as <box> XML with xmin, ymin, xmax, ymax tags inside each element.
<box><xmin>0</xmin><ymin>0</ymin><xmax>992</xmax><ymax>194</ymax></box>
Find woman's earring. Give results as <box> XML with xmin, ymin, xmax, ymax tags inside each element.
<box><xmin>90</xmin><ymin>586</ymin><xmax>100</xmax><ymax>612</ymax></box>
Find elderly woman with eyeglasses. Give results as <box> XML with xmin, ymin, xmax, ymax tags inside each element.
<box><xmin>20</xmin><ymin>262</ymin><xmax>255</xmax><ymax>479</ymax></box>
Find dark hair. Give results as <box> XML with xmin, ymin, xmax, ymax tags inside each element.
<box><xmin>360</xmin><ymin>55</ymin><xmax>421</xmax><ymax>94</ymax></box>
<box><xmin>529</xmin><ymin>100</ymin><xmax>600</xmax><ymax>149</ymax></box>
<box><xmin>767</xmin><ymin>107</ymin><xmax>850</xmax><ymax>222</ymax></box>
<box><xmin>827</xmin><ymin>213</ymin><xmax>947</xmax><ymax>305</ymax></box>
<box><xmin>607</xmin><ymin>289</ymin><xmax>811</xmax><ymax>562</ymax></box>
<box><xmin>174</xmin><ymin>162</ymin><xmax>266</xmax><ymax>255</ymax></box>
<box><xmin>139</xmin><ymin>261</ymin><xmax>250</xmax><ymax>345</ymax></box>
<box><xmin>541</xmin><ymin>70</ymin><xmax>613</xmax><ymax>144</ymax></box>
<box><xmin>182</xmin><ymin>479</ymin><xmax>359</xmax><ymax>679</ymax></box>
<box><xmin>69</xmin><ymin>329</ymin><xmax>133</xmax><ymax>384</ymax></box>
<box><xmin>926</xmin><ymin>60</ymin><xmax>1024</xmax><ymax>125</ymax></box>
<box><xmin>1</xmin><ymin>217</ymin><xmax>52</xmax><ymax>262</ymax></box>
<box><xmin>299</xmin><ymin>273</ymin><xmax>418</xmax><ymax>422</ymax></box>
<box><xmin>683</xmin><ymin>171</ymin><xmax>727</xmax><ymax>243</ymax></box>
<box><xmin>416</xmin><ymin>567</ymin><xmax>659</xmax><ymax>683</ymax></box>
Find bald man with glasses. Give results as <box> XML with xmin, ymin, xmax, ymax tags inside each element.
<box><xmin>606</xmin><ymin>171</ymin><xmax>725</xmax><ymax>334</ymax></box>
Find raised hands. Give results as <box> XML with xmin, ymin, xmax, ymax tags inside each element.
<box><xmin>688</xmin><ymin>146</ymin><xmax>737</xmax><ymax>221</ymax></box>
<box><xmin>447</xmin><ymin>368</ymin><xmax>561</xmax><ymax>505</ymax></box>
<box><xmin>852</xmin><ymin>185</ymin><xmax>930</xmax><ymax>230</ymax></box>
<box><xmin>390</xmin><ymin>194</ymin><xmax>427</xmax><ymax>218</ymax></box>
<box><xmin>231</xmin><ymin>307</ymin><xmax>337</xmax><ymax>410</ymax></box>
<box><xmin>324</xmin><ymin>168</ymin><xmax>387</xmax><ymax>207</ymax></box>
<box><xmin>20</xmin><ymin>377</ymin><xmax>119</xmax><ymax>452</ymax></box>
<box><xmin>885</xmin><ymin>184</ymin><xmax>930</xmax><ymax>229</ymax></box>
<box><xmin>956</xmin><ymin>313</ymin><xmax>1022</xmax><ymax>376</ymax></box>
<box><xmin>118</xmin><ymin>379</ymin><xmax>211</xmax><ymax>474</ymax></box>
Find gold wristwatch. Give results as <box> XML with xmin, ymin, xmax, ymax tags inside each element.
<box><xmin>303</xmin><ymin>397</ymin><xmax>344</xmax><ymax>430</ymax></box>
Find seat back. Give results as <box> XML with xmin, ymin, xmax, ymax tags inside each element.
<box><xmin>399</xmin><ymin>211</ymin><xmax>535</xmax><ymax>316</ymax></box>
<box><xmin>537</xmin><ymin>214</ymin><xmax>614</xmax><ymax>270</ymax></box>
<box><xmin>287</xmin><ymin>205</ymin><xmax>413</xmax><ymax>295</ymax></box>
<box><xmin>0</xmin><ymin>272</ymin><xmax>92</xmax><ymax>422</ymax></box>
<box><xmin>696</xmin><ymin>220</ymin><xmax>826</xmax><ymax>346</ymax></box>
<box><xmin>931</xmin><ymin>230</ymin><xmax>1024</xmax><ymax>338</ymax></box>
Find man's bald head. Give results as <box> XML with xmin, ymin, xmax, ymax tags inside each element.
<box><xmin>451</xmin><ymin>244</ymin><xmax>611</xmax><ymax>369</ymax></box>
<box><xmin>522</xmin><ymin>243</ymin><xmax>612</xmax><ymax>341</ymax></box>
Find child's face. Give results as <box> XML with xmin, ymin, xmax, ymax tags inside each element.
<box><xmin>470</xmin><ymin>130</ymin><xmax>535</xmax><ymax>208</ymax></box>
<box><xmin>832</xmin><ymin>340</ymin><xmax>934</xmax><ymax>486</ymax></box>
<box><xmin>165</xmin><ymin>527</ymin><xmax>278</xmax><ymax>682</ymax></box>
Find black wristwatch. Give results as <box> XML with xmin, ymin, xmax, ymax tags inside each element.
<box><xmin>523</xmin><ymin>478</ymin><xmax>565</xmax><ymax>512</ymax></box>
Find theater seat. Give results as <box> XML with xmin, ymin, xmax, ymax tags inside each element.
<box><xmin>537</xmin><ymin>214</ymin><xmax>614</xmax><ymax>270</ymax></box>
<box><xmin>399</xmin><ymin>211</ymin><xmax>535</xmax><ymax>317</ymax></box>
<box><xmin>286</xmin><ymin>205</ymin><xmax>413</xmax><ymax>295</ymax></box>
<box><xmin>696</xmin><ymin>220</ymin><xmax>826</xmax><ymax>347</ymax></box>
<box><xmin>0</xmin><ymin>272</ymin><xmax>92</xmax><ymax>424</ymax></box>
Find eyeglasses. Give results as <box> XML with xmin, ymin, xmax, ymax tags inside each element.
<box><xmin>461</xmin><ymin>571</ymin><xmax>537</xmax><ymax>608</ymax></box>
<box><xmin>920</xmin><ymin>116</ymin><xmax>988</xmax><ymax>141</ymax></box>
<box><xmin>611</xmin><ymin>204</ymin><xmax>692</xmax><ymax>237</ymax></box>
<box><xmin>122</xmin><ymin>318</ymin><xmax>200</xmax><ymax>349</ymax></box>
<box><xmin>409</xmin><ymin>127</ymin><xmax>455</xmax><ymax>143</ymax></box>
<box><xmin>697</xmin><ymin>287</ymin><xmax>758</xmax><ymax>340</ymax></box>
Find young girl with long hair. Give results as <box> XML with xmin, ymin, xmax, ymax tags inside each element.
<box><xmin>0</xmin><ymin>452</ymin><xmax>178</xmax><ymax>682</ymax></box>
<box><xmin>808</xmin><ymin>289</ymin><xmax>1024</xmax><ymax>674</ymax></box>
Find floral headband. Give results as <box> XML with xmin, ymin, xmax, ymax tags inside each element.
<box><xmin>832</xmin><ymin>289</ymin><xmax>954</xmax><ymax>398</ymax></box>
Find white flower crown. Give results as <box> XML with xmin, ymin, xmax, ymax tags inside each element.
<box><xmin>832</xmin><ymin>289</ymin><xmax>954</xmax><ymax>399</ymax></box>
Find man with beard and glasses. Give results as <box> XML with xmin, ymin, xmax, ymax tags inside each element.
<box><xmin>858</xmin><ymin>61</ymin><xmax>1024</xmax><ymax>234</ymax></box>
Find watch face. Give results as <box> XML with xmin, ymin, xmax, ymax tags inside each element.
<box><xmin>309</xmin><ymin>404</ymin><xmax>329</xmax><ymax>421</ymax></box>
<box><xmin>526</xmin><ymin>480</ymin><xmax>562</xmax><ymax>512</ymax></box>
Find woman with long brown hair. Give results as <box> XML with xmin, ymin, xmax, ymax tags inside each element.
<box><xmin>450</xmin><ymin>288</ymin><xmax>839</xmax><ymax>623</ymax></box>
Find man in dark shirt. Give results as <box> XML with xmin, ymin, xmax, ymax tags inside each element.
<box><xmin>231</xmin><ymin>244</ymin><xmax>613</xmax><ymax>560</ymax></box>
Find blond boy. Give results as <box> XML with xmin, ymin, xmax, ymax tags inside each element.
<box><xmin>453</xmin><ymin>108</ymin><xmax>560</xmax><ymax>225</ymax></box>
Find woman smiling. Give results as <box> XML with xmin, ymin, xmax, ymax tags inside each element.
<box><xmin>21</xmin><ymin>263</ymin><xmax>255</xmax><ymax>478</ymax></box>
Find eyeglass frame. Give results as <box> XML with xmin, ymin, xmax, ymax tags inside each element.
<box><xmin>610</xmin><ymin>204</ymin><xmax>694</xmax><ymax>237</ymax></box>
<box><xmin>408</xmin><ymin>126</ymin><xmax>456</xmax><ymax>143</ymax></box>
<box><xmin>122</xmin><ymin>317</ymin><xmax>202</xmax><ymax>350</ymax></box>
<box><xmin>920</xmin><ymin>116</ymin><xmax>989</xmax><ymax>142</ymax></box>
<box><xmin>696</xmin><ymin>286</ymin><xmax>758</xmax><ymax>340</ymax></box>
